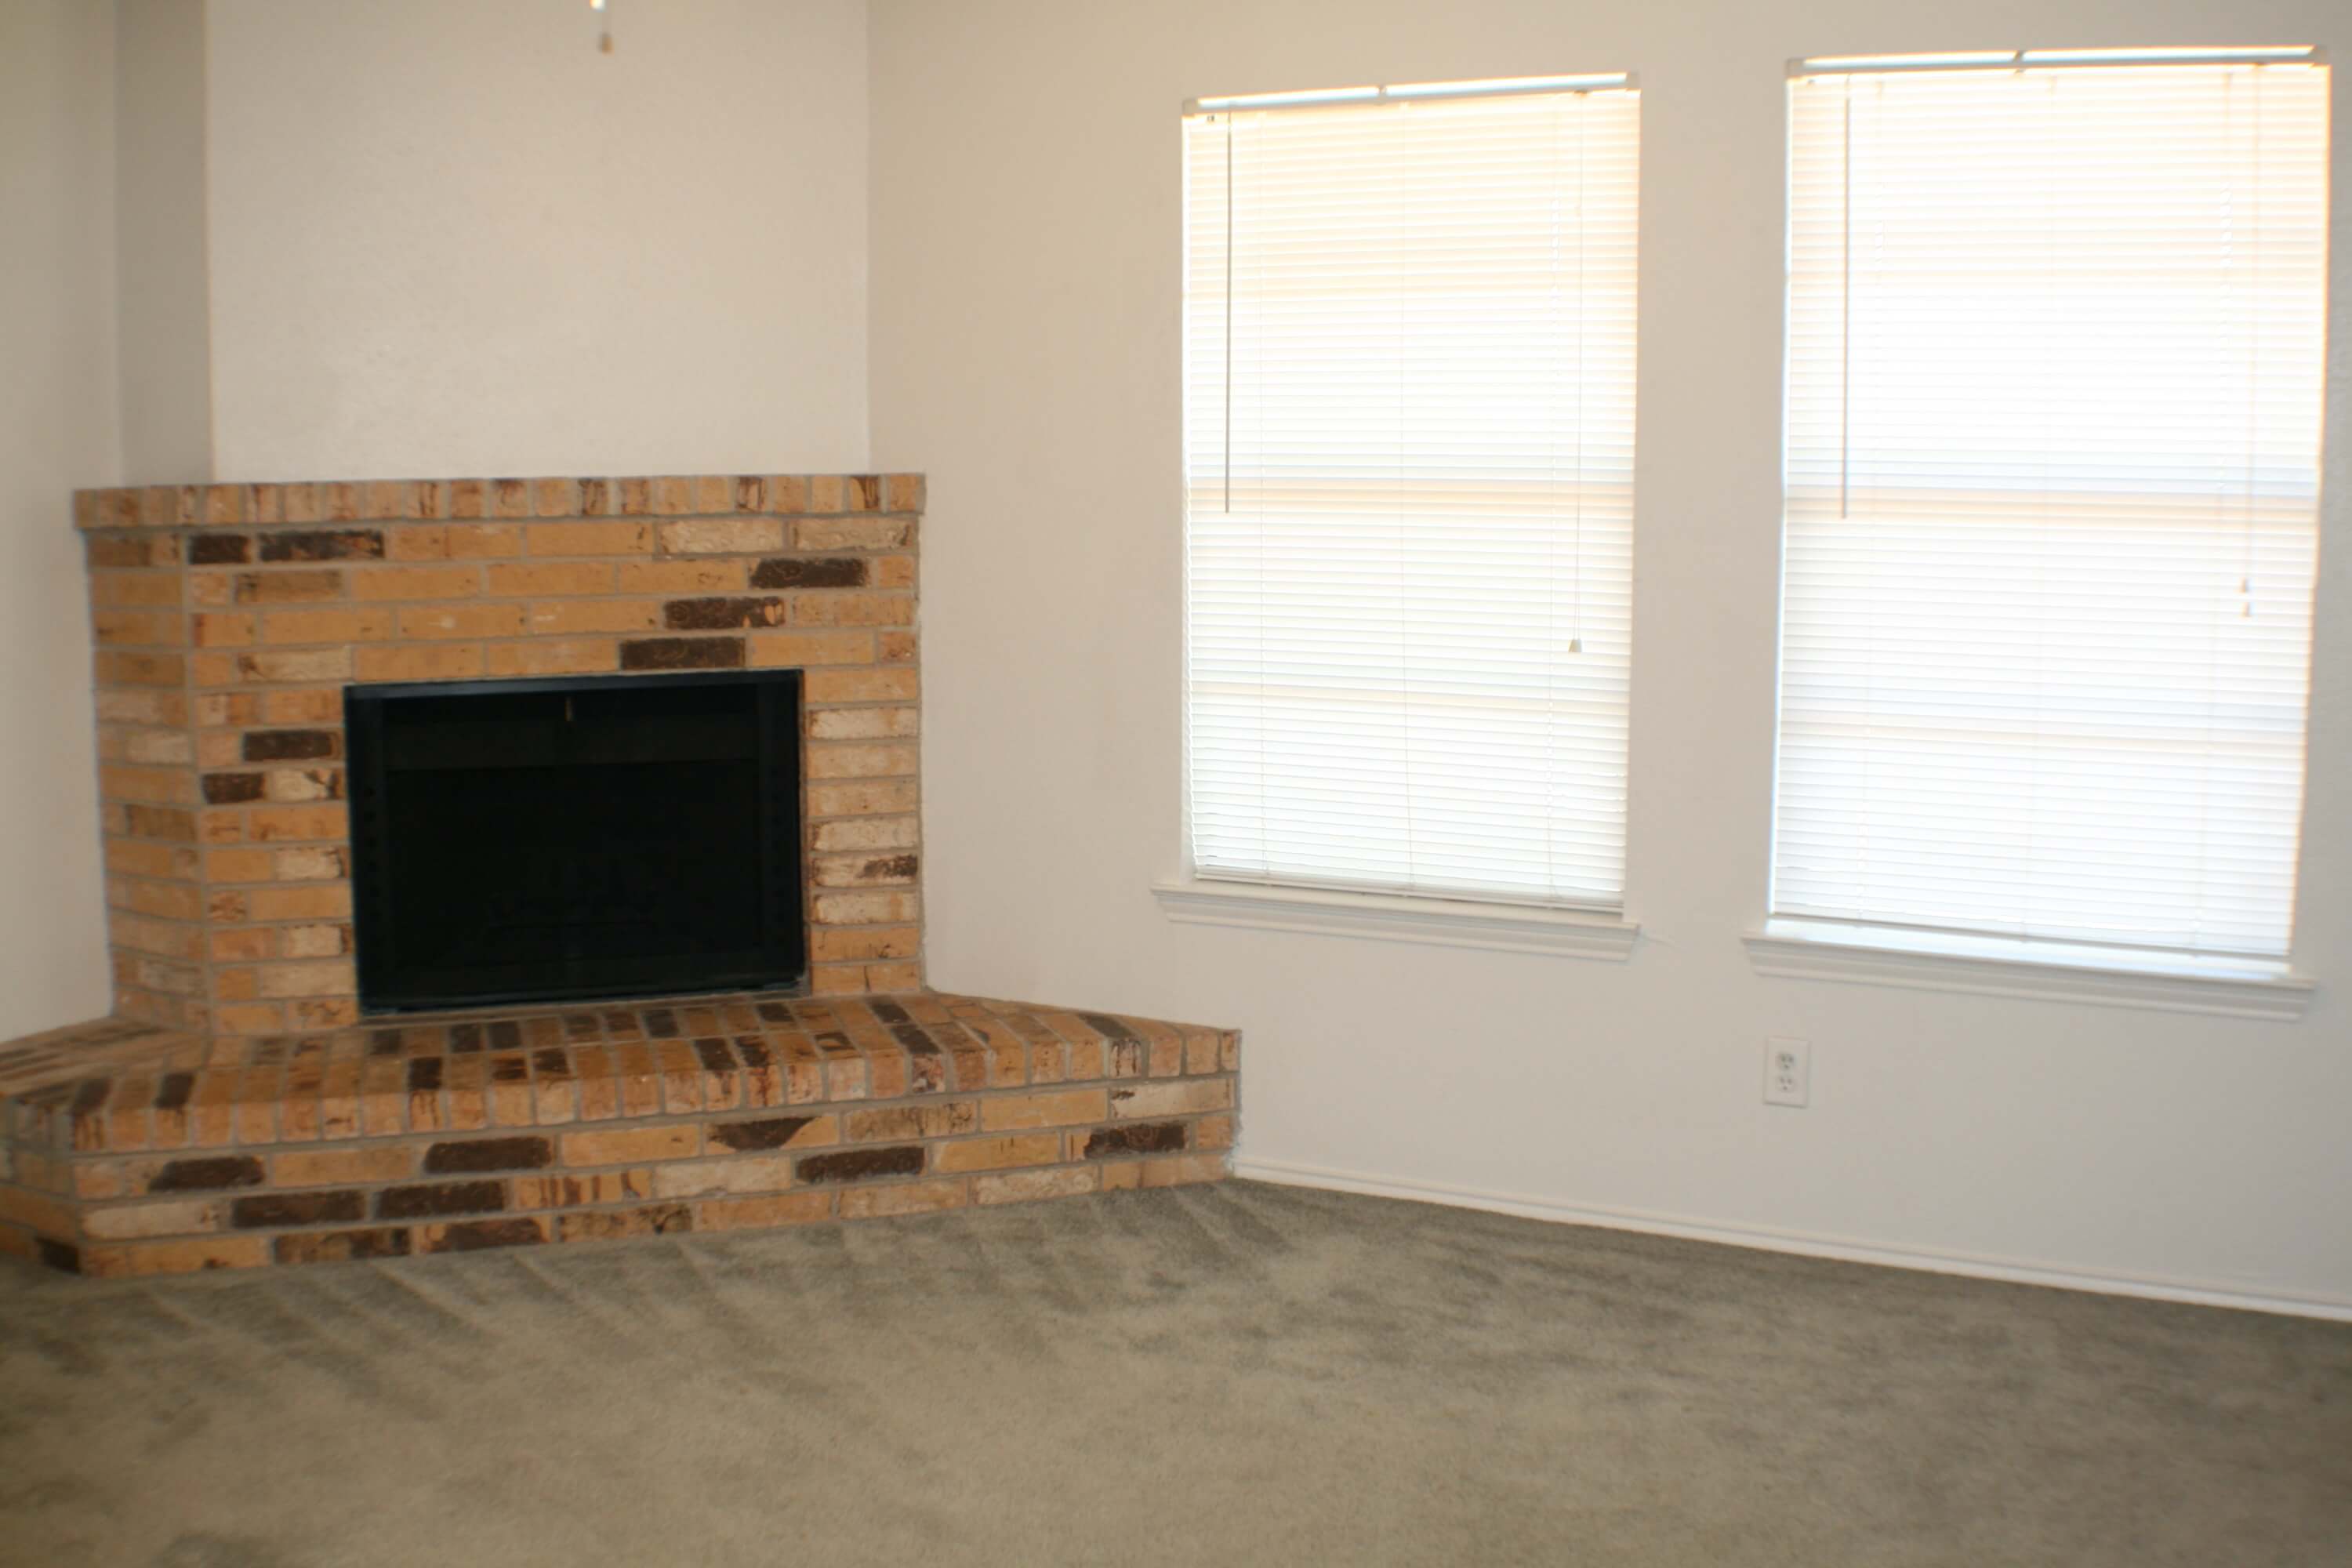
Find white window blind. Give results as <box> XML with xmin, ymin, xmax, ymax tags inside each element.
<box><xmin>1181</xmin><ymin>83</ymin><xmax>1639</xmax><ymax>908</ymax></box>
<box><xmin>1776</xmin><ymin>56</ymin><xmax>2328</xmax><ymax>960</ymax></box>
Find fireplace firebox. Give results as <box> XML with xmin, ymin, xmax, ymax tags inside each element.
<box><xmin>345</xmin><ymin>670</ymin><xmax>806</xmax><ymax>1012</ymax></box>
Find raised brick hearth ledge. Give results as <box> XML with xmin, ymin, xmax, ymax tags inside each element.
<box><xmin>0</xmin><ymin>993</ymin><xmax>1239</xmax><ymax>1278</ymax></box>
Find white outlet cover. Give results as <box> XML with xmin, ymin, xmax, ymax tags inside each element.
<box><xmin>1765</xmin><ymin>1036</ymin><xmax>1809</xmax><ymax>1108</ymax></box>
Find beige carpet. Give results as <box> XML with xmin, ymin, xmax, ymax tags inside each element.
<box><xmin>2</xmin><ymin>1180</ymin><xmax>2347</xmax><ymax>1566</ymax></box>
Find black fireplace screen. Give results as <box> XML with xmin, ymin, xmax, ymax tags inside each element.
<box><xmin>345</xmin><ymin>670</ymin><xmax>805</xmax><ymax>1012</ymax></box>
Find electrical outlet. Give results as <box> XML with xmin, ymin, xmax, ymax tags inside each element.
<box><xmin>1765</xmin><ymin>1036</ymin><xmax>1809</xmax><ymax>1108</ymax></box>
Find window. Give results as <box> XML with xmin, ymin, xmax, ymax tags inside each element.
<box><xmin>1181</xmin><ymin>78</ymin><xmax>1640</xmax><ymax>910</ymax></box>
<box><xmin>1773</xmin><ymin>52</ymin><xmax>2328</xmax><ymax>967</ymax></box>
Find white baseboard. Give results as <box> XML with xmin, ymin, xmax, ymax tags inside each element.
<box><xmin>1232</xmin><ymin>1156</ymin><xmax>2352</xmax><ymax>1323</ymax></box>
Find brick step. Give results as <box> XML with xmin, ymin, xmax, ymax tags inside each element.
<box><xmin>0</xmin><ymin>992</ymin><xmax>1238</xmax><ymax>1278</ymax></box>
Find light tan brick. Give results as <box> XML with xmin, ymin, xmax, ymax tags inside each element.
<box><xmin>488</xmin><ymin>561</ymin><xmax>614</xmax><ymax>597</ymax></box>
<box><xmin>399</xmin><ymin>603</ymin><xmax>527</xmax><ymax>640</ymax></box>
<box><xmin>256</xmin><ymin>960</ymin><xmax>355</xmax><ymax>998</ymax></box>
<box><xmin>189</xmin><ymin>613</ymin><xmax>256</xmax><ymax>648</ymax></box>
<box><xmin>526</xmin><ymin>521</ymin><xmax>652</xmax><ymax>557</ymax></box>
<box><xmin>444</xmin><ymin>523</ymin><xmax>523</xmax><ymax>558</ymax></box>
<box><xmin>526</xmin><ymin>600</ymin><xmax>661</xmax><ymax>634</ymax></box>
<box><xmin>249</xmin><ymin>806</ymin><xmax>347</xmax><ymax>843</ymax></box>
<box><xmin>270</xmin><ymin>846</ymin><xmax>346</xmax><ymax>881</ymax></box>
<box><xmin>263</xmin><ymin>688</ymin><xmax>343</xmax><ymax>725</ymax></box>
<box><xmin>512</xmin><ymin>1170</ymin><xmax>652</xmax><ymax>1209</ymax></box>
<box><xmin>281</xmin><ymin>924</ymin><xmax>350</xmax><ymax>959</ymax></box>
<box><xmin>808</xmin><ymin>780</ymin><xmax>920</xmax><ymax>818</ymax></box>
<box><xmin>659</xmin><ymin>517</ymin><xmax>784</xmax><ymax>554</ymax></box>
<box><xmin>795</xmin><ymin>517</ymin><xmax>910</xmax><ymax>551</ymax></box>
<box><xmin>356</xmin><ymin>644</ymin><xmax>485</xmax><ymax>682</ymax></box>
<box><xmin>615</xmin><ymin>559</ymin><xmax>746</xmax><ymax>594</ymax></box>
<box><xmin>812</xmin><ymin>817</ymin><xmax>919</xmax><ymax>853</ymax></box>
<box><xmin>788</xmin><ymin>591</ymin><xmax>913</xmax><ymax>629</ymax></box>
<box><xmin>650</xmin><ymin>1156</ymin><xmax>793</xmax><ymax>1200</ymax></box>
<box><xmin>979</xmin><ymin>1089</ymin><xmax>1109</xmax><ymax>1132</ymax></box>
<box><xmin>812</xmin><ymin>890</ymin><xmax>919</xmax><ymax>925</ymax></box>
<box><xmin>248</xmin><ymin>884</ymin><xmax>353</xmax><ymax>921</ymax></box>
<box><xmin>1110</xmin><ymin>1080</ymin><xmax>1236</xmax><ymax>1119</ymax></box>
<box><xmin>486</xmin><ymin>639</ymin><xmax>619</xmax><ymax>676</ymax></box>
<box><xmin>811</xmin><ymin>853</ymin><xmax>918</xmax><ymax>891</ymax></box>
<box><xmin>387</xmin><ymin>524</ymin><xmax>449</xmax><ymax>560</ymax></box>
<box><xmin>1141</xmin><ymin>1153</ymin><xmax>1228</xmax><ymax>1189</ymax></box>
<box><xmin>802</xmin><ymin>667</ymin><xmax>920</xmax><ymax>706</ymax></box>
<box><xmin>837</xmin><ymin>1180</ymin><xmax>965</xmax><ymax>1219</ymax></box>
<box><xmin>696</xmin><ymin>1192</ymin><xmax>832</xmax><ymax>1232</ymax></box>
<box><xmin>561</xmin><ymin>1126</ymin><xmax>699</xmax><ymax>1166</ymax></box>
<box><xmin>808</xmin><ymin>706</ymin><xmax>918</xmax><ymax>740</ymax></box>
<box><xmin>351</xmin><ymin>565</ymin><xmax>481</xmax><ymax>601</ymax></box>
<box><xmin>271</xmin><ymin>1145</ymin><xmax>416</xmax><ymax>1187</ymax></box>
<box><xmin>81</xmin><ymin>1236</ymin><xmax>269</xmax><ymax>1278</ymax></box>
<box><xmin>806</xmin><ymin>743</ymin><xmax>920</xmax><ymax>782</ymax></box>
<box><xmin>530</xmin><ymin>477</ymin><xmax>583</xmax><ymax>517</ymax></box>
<box><xmin>747</xmin><ymin>630</ymin><xmax>877</xmax><ymax>667</ymax></box>
<box><xmin>264</xmin><ymin>608</ymin><xmax>394</xmax><ymax>644</ymax></box>
<box><xmin>934</xmin><ymin>1134</ymin><xmax>1058</xmax><ymax>1174</ymax></box>
<box><xmin>808</xmin><ymin>924</ymin><xmax>920</xmax><ymax>962</ymax></box>
<box><xmin>236</xmin><ymin>648</ymin><xmax>352</xmax><ymax>683</ymax></box>
<box><xmin>841</xmin><ymin>1102</ymin><xmax>976</xmax><ymax>1142</ymax></box>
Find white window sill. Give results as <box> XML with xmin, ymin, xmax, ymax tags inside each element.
<box><xmin>1743</xmin><ymin>917</ymin><xmax>2314</xmax><ymax>1022</ymax></box>
<box><xmin>1152</xmin><ymin>879</ymin><xmax>1639</xmax><ymax>960</ymax></box>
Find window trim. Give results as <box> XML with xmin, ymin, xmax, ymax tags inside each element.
<box><xmin>1153</xmin><ymin>878</ymin><xmax>1640</xmax><ymax>960</ymax></box>
<box><xmin>1743</xmin><ymin>917</ymin><xmax>2313</xmax><ymax>1021</ymax></box>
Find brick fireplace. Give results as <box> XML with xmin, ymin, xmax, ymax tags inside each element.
<box><xmin>0</xmin><ymin>474</ymin><xmax>1240</xmax><ymax>1277</ymax></box>
<box><xmin>78</xmin><ymin>473</ymin><xmax>927</xmax><ymax>1034</ymax></box>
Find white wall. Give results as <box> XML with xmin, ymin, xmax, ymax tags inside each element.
<box><xmin>203</xmin><ymin>0</ymin><xmax>871</xmax><ymax>480</ymax></box>
<box><xmin>115</xmin><ymin>0</ymin><xmax>214</xmax><ymax>484</ymax></box>
<box><xmin>869</xmin><ymin>0</ymin><xmax>2352</xmax><ymax>1311</ymax></box>
<box><xmin>0</xmin><ymin>1</ymin><xmax>121</xmax><ymax>1036</ymax></box>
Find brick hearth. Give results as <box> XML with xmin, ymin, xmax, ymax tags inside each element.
<box><xmin>0</xmin><ymin>993</ymin><xmax>1237</xmax><ymax>1277</ymax></box>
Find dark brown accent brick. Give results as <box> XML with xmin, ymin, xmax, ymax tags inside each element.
<box><xmin>709</xmin><ymin>1115</ymin><xmax>820</xmax><ymax>1152</ymax></box>
<box><xmin>274</xmin><ymin>1228</ymin><xmax>412</xmax><ymax>1265</ymax></box>
<box><xmin>258</xmin><ymin>529</ymin><xmax>385</xmax><ymax>563</ymax></box>
<box><xmin>1082</xmin><ymin>1122</ymin><xmax>1189</xmax><ymax>1158</ymax></box>
<box><xmin>35</xmin><ymin>1238</ymin><xmax>82</xmax><ymax>1274</ymax></box>
<box><xmin>71</xmin><ymin>1078</ymin><xmax>111</xmax><ymax>1116</ymax></box>
<box><xmin>201</xmin><ymin>772</ymin><xmax>267</xmax><ymax>804</ymax></box>
<box><xmin>423</xmin><ymin>1218</ymin><xmax>544</xmax><ymax>1253</ymax></box>
<box><xmin>641</xmin><ymin>1008</ymin><xmax>680</xmax><ymax>1037</ymax></box>
<box><xmin>863</xmin><ymin>855</ymin><xmax>918</xmax><ymax>880</ymax></box>
<box><xmin>619</xmin><ymin>636</ymin><xmax>745</xmax><ymax>671</ymax></box>
<box><xmin>423</xmin><ymin>1136</ymin><xmax>553</xmax><ymax>1174</ymax></box>
<box><xmin>241</xmin><ymin>730</ymin><xmax>340</xmax><ymax>763</ymax></box>
<box><xmin>664</xmin><ymin>597</ymin><xmax>787</xmax><ymax>630</ymax></box>
<box><xmin>750</xmin><ymin>556</ymin><xmax>866</xmax><ymax>590</ymax></box>
<box><xmin>148</xmin><ymin>1156</ymin><xmax>266</xmax><ymax>1192</ymax></box>
<box><xmin>187</xmin><ymin>534</ymin><xmax>252</xmax><ymax>565</ymax></box>
<box><xmin>154</xmin><ymin>1072</ymin><xmax>196</xmax><ymax>1112</ymax></box>
<box><xmin>487</xmin><ymin>1020</ymin><xmax>522</xmax><ymax>1051</ymax></box>
<box><xmin>691</xmin><ymin>1038</ymin><xmax>737</xmax><ymax>1074</ymax></box>
<box><xmin>797</xmin><ymin>1145</ymin><xmax>924</xmax><ymax>1184</ymax></box>
<box><xmin>448</xmin><ymin>1023</ymin><xmax>483</xmax><ymax>1054</ymax></box>
<box><xmin>406</xmin><ymin>1057</ymin><xmax>443</xmax><ymax>1093</ymax></box>
<box><xmin>376</xmin><ymin>1181</ymin><xmax>506</xmax><ymax>1220</ymax></box>
<box><xmin>232</xmin><ymin>1190</ymin><xmax>366</xmax><ymax>1229</ymax></box>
